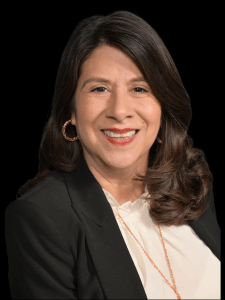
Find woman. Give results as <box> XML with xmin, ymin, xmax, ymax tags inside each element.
<box><xmin>5</xmin><ymin>10</ymin><xmax>220</xmax><ymax>299</ymax></box>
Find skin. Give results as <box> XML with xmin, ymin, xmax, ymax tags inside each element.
<box><xmin>71</xmin><ymin>45</ymin><xmax>161</xmax><ymax>205</ymax></box>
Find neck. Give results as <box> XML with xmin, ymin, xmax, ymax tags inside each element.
<box><xmin>84</xmin><ymin>154</ymin><xmax>147</xmax><ymax>205</ymax></box>
<box><xmin>103</xmin><ymin>183</ymin><xmax>145</xmax><ymax>206</ymax></box>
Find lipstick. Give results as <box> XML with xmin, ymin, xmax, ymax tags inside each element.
<box><xmin>101</xmin><ymin>129</ymin><xmax>139</xmax><ymax>146</ymax></box>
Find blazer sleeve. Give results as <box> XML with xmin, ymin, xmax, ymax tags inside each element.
<box><xmin>5</xmin><ymin>200</ymin><xmax>78</xmax><ymax>299</ymax></box>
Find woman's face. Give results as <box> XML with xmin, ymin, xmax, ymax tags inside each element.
<box><xmin>72</xmin><ymin>45</ymin><xmax>161</xmax><ymax>173</ymax></box>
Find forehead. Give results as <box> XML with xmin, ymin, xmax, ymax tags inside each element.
<box><xmin>80</xmin><ymin>45</ymin><xmax>144</xmax><ymax>79</ymax></box>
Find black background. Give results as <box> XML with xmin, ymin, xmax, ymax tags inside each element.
<box><xmin>5</xmin><ymin>4</ymin><xmax>222</xmax><ymax>299</ymax></box>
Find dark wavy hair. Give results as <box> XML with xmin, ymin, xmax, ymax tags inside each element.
<box><xmin>18</xmin><ymin>10</ymin><xmax>213</xmax><ymax>226</ymax></box>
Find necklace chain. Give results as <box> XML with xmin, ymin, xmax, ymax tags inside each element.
<box><xmin>117</xmin><ymin>213</ymin><xmax>181</xmax><ymax>299</ymax></box>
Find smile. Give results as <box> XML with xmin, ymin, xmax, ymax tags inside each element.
<box><xmin>101</xmin><ymin>130</ymin><xmax>139</xmax><ymax>146</ymax></box>
<box><xmin>103</xmin><ymin>130</ymin><xmax>137</xmax><ymax>138</ymax></box>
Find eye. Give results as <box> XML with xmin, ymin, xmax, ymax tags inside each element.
<box><xmin>133</xmin><ymin>87</ymin><xmax>148</xmax><ymax>93</ymax></box>
<box><xmin>91</xmin><ymin>87</ymin><xmax>107</xmax><ymax>93</ymax></box>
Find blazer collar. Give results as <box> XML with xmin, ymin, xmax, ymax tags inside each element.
<box><xmin>63</xmin><ymin>155</ymin><xmax>220</xmax><ymax>299</ymax></box>
<box><xmin>64</xmin><ymin>155</ymin><xmax>113</xmax><ymax>227</ymax></box>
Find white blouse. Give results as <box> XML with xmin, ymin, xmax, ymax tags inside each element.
<box><xmin>102</xmin><ymin>186</ymin><xmax>221</xmax><ymax>299</ymax></box>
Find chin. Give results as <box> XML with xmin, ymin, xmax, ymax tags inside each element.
<box><xmin>101</xmin><ymin>153</ymin><xmax>141</xmax><ymax>169</ymax></box>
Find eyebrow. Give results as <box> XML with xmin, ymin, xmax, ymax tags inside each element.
<box><xmin>81</xmin><ymin>76</ymin><xmax>147</xmax><ymax>90</ymax></box>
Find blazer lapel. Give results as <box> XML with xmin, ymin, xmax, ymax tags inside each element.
<box><xmin>188</xmin><ymin>188</ymin><xmax>221</xmax><ymax>261</ymax></box>
<box><xmin>64</xmin><ymin>155</ymin><xmax>221</xmax><ymax>299</ymax></box>
<box><xmin>63</xmin><ymin>155</ymin><xmax>148</xmax><ymax>299</ymax></box>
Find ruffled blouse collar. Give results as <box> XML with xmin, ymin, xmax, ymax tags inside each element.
<box><xmin>102</xmin><ymin>185</ymin><xmax>150</xmax><ymax>220</ymax></box>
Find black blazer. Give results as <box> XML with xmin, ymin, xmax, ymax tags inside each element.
<box><xmin>5</xmin><ymin>155</ymin><xmax>221</xmax><ymax>299</ymax></box>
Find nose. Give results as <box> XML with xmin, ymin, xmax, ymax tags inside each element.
<box><xmin>105</xmin><ymin>89</ymin><xmax>134</xmax><ymax>122</ymax></box>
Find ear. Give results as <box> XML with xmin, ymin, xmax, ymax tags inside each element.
<box><xmin>71</xmin><ymin>110</ymin><xmax>76</xmax><ymax>126</ymax></box>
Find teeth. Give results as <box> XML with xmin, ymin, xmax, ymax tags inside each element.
<box><xmin>103</xmin><ymin>130</ymin><xmax>137</xmax><ymax>138</ymax></box>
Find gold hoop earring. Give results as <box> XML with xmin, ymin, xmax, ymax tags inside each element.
<box><xmin>62</xmin><ymin>119</ymin><xmax>79</xmax><ymax>142</ymax></box>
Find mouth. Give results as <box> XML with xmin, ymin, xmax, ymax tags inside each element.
<box><xmin>101</xmin><ymin>129</ymin><xmax>139</xmax><ymax>138</ymax></box>
<box><xmin>100</xmin><ymin>129</ymin><xmax>140</xmax><ymax>146</ymax></box>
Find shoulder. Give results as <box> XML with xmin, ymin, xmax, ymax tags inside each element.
<box><xmin>6</xmin><ymin>172</ymin><xmax>83</xmax><ymax>248</ymax></box>
<box><xmin>9</xmin><ymin>172</ymin><xmax>71</xmax><ymax>214</ymax></box>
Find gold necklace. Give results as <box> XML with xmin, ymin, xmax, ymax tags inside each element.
<box><xmin>118</xmin><ymin>213</ymin><xmax>181</xmax><ymax>299</ymax></box>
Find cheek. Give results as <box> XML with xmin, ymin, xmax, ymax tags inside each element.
<box><xmin>76</xmin><ymin>99</ymin><xmax>103</xmax><ymax>130</ymax></box>
<box><xmin>141</xmin><ymin>101</ymin><xmax>162</xmax><ymax>126</ymax></box>
<box><xmin>76</xmin><ymin>101</ymin><xmax>92</xmax><ymax>121</ymax></box>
